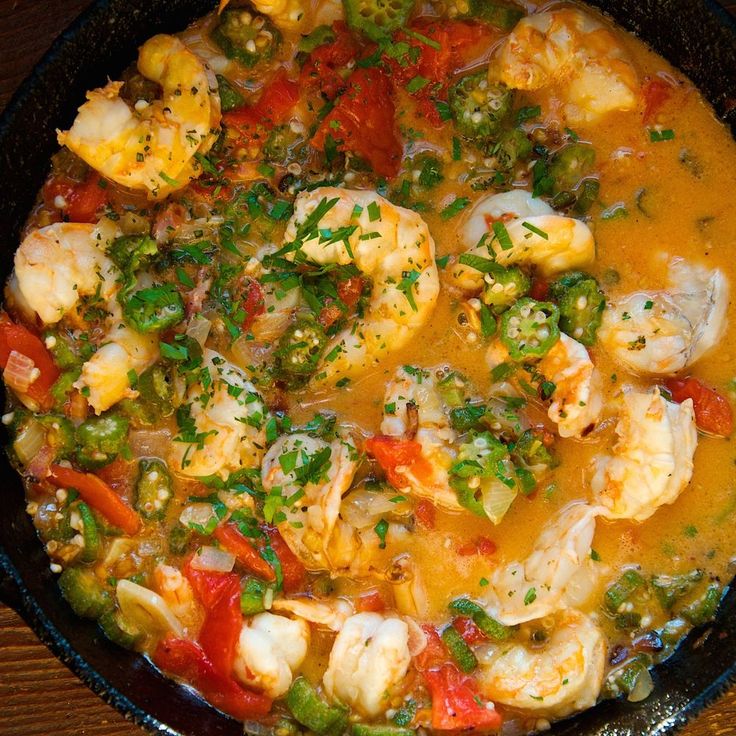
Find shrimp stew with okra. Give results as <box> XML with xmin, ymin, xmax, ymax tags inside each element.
<box><xmin>3</xmin><ymin>0</ymin><xmax>736</xmax><ymax>732</ymax></box>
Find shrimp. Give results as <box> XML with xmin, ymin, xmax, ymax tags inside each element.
<box><xmin>322</xmin><ymin>612</ymin><xmax>411</xmax><ymax>717</ymax></box>
<box><xmin>448</xmin><ymin>190</ymin><xmax>594</xmax><ymax>293</ymax></box>
<box><xmin>492</xmin><ymin>9</ymin><xmax>639</xmax><ymax>123</ymax></box>
<box><xmin>153</xmin><ymin>564</ymin><xmax>201</xmax><ymax>633</ymax></box>
<box><xmin>261</xmin><ymin>432</ymin><xmax>358</xmax><ymax>570</ymax></box>
<box><xmin>591</xmin><ymin>387</ymin><xmax>697</xmax><ymax>522</ymax></box>
<box><xmin>282</xmin><ymin>188</ymin><xmax>439</xmax><ymax>387</ymax></box>
<box><xmin>271</xmin><ymin>597</ymin><xmax>353</xmax><ymax>631</ymax></box>
<box><xmin>378</xmin><ymin>366</ymin><xmax>462</xmax><ymax>511</ymax></box>
<box><xmin>233</xmin><ymin>612</ymin><xmax>310</xmax><ymax>698</ymax></box>
<box><xmin>58</xmin><ymin>35</ymin><xmax>221</xmax><ymax>200</ymax></box>
<box><xmin>486</xmin><ymin>334</ymin><xmax>603</xmax><ymax>439</ymax></box>
<box><xmin>171</xmin><ymin>349</ymin><xmax>270</xmax><ymax>478</ymax></box>
<box><xmin>477</xmin><ymin>610</ymin><xmax>606</xmax><ymax>718</ymax></box>
<box><xmin>484</xmin><ymin>502</ymin><xmax>600</xmax><ymax>625</ymax></box>
<box><xmin>220</xmin><ymin>0</ymin><xmax>343</xmax><ymax>29</ymax></box>
<box><xmin>599</xmin><ymin>258</ymin><xmax>729</xmax><ymax>375</ymax></box>
<box><xmin>12</xmin><ymin>222</ymin><xmax>159</xmax><ymax>413</ymax></box>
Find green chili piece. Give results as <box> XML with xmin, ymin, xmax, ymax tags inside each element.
<box><xmin>651</xmin><ymin>569</ymin><xmax>704</xmax><ymax>610</ymax></box>
<box><xmin>75</xmin><ymin>414</ymin><xmax>129</xmax><ymax>470</ymax></box>
<box><xmin>448</xmin><ymin>598</ymin><xmax>512</xmax><ymax>640</ymax></box>
<box><xmin>449</xmin><ymin>403</ymin><xmax>487</xmax><ymax>432</ymax></box>
<box><xmin>441</xmin><ymin>624</ymin><xmax>478</xmax><ymax>672</ymax></box>
<box><xmin>275</xmin><ymin>316</ymin><xmax>328</xmax><ymax>382</ymax></box>
<box><xmin>573</xmin><ymin>178</ymin><xmax>600</xmax><ymax>214</ymax></box>
<box><xmin>604</xmin><ymin>569</ymin><xmax>646</xmax><ymax>614</ymax></box>
<box><xmin>77</xmin><ymin>502</ymin><xmax>100</xmax><ymax>563</ymax></box>
<box><xmin>549</xmin><ymin>272</ymin><xmax>605</xmax><ymax>346</ymax></box>
<box><xmin>98</xmin><ymin>608</ymin><xmax>142</xmax><ymax>649</ymax></box>
<box><xmin>122</xmin><ymin>283</ymin><xmax>184</xmax><ymax>333</ymax></box>
<box><xmin>134</xmin><ymin>458</ymin><xmax>173</xmax><ymax>521</ymax></box>
<box><xmin>343</xmin><ymin>0</ymin><xmax>415</xmax><ymax>40</ymax></box>
<box><xmin>680</xmin><ymin>583</ymin><xmax>722</xmax><ymax>626</ymax></box>
<box><xmin>481</xmin><ymin>265</ymin><xmax>530</xmax><ymax>314</ymax></box>
<box><xmin>216</xmin><ymin>74</ymin><xmax>245</xmax><ymax>112</ymax></box>
<box><xmin>241</xmin><ymin>578</ymin><xmax>268</xmax><ymax>615</ymax></box>
<box><xmin>211</xmin><ymin>9</ymin><xmax>281</xmax><ymax>67</ymax></box>
<box><xmin>449</xmin><ymin>72</ymin><xmax>514</xmax><ymax>144</ymax></box>
<box><xmin>352</xmin><ymin>726</ymin><xmax>414</xmax><ymax>736</ymax></box>
<box><xmin>286</xmin><ymin>676</ymin><xmax>349</xmax><ymax>735</ymax></box>
<box><xmin>512</xmin><ymin>429</ymin><xmax>559</xmax><ymax>474</ymax></box>
<box><xmin>606</xmin><ymin>653</ymin><xmax>652</xmax><ymax>699</ymax></box>
<box><xmin>499</xmin><ymin>298</ymin><xmax>560</xmax><ymax>360</ymax></box>
<box><xmin>615</xmin><ymin>611</ymin><xmax>642</xmax><ymax>631</ymax></box>
<box><xmin>137</xmin><ymin>365</ymin><xmax>174</xmax><ymax>418</ymax></box>
<box><xmin>436</xmin><ymin>371</ymin><xmax>467</xmax><ymax>408</ymax></box>
<box><xmin>58</xmin><ymin>567</ymin><xmax>112</xmax><ymax>619</ymax></box>
<box><xmin>107</xmin><ymin>234</ymin><xmax>158</xmax><ymax>274</ymax></box>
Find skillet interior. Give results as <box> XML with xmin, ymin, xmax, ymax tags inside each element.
<box><xmin>0</xmin><ymin>1</ymin><xmax>735</xmax><ymax>734</ymax></box>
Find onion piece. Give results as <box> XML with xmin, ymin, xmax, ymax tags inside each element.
<box><xmin>179</xmin><ymin>503</ymin><xmax>219</xmax><ymax>531</ymax></box>
<box><xmin>628</xmin><ymin>665</ymin><xmax>654</xmax><ymax>702</ymax></box>
<box><xmin>4</xmin><ymin>350</ymin><xmax>37</xmax><ymax>394</ymax></box>
<box><xmin>129</xmin><ymin>428</ymin><xmax>172</xmax><ymax>458</ymax></box>
<box><xmin>190</xmin><ymin>545</ymin><xmax>236</xmax><ymax>573</ymax></box>
<box><xmin>116</xmin><ymin>579</ymin><xmax>183</xmax><ymax>637</ymax></box>
<box><xmin>13</xmin><ymin>418</ymin><xmax>45</xmax><ymax>465</ymax></box>
<box><xmin>185</xmin><ymin>314</ymin><xmax>212</xmax><ymax>347</ymax></box>
<box><xmin>341</xmin><ymin>488</ymin><xmax>412</xmax><ymax>530</ymax></box>
<box><xmin>481</xmin><ymin>477</ymin><xmax>518</xmax><ymax>525</ymax></box>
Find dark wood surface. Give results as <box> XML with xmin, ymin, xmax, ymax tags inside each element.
<box><xmin>2</xmin><ymin>1</ymin><xmax>736</xmax><ymax>734</ymax></box>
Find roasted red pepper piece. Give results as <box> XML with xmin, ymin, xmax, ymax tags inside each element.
<box><xmin>214</xmin><ymin>523</ymin><xmax>276</xmax><ymax>581</ymax></box>
<box><xmin>301</xmin><ymin>22</ymin><xmax>360</xmax><ymax>100</ymax></box>
<box><xmin>223</xmin><ymin>70</ymin><xmax>299</xmax><ymax>131</ymax></box>
<box><xmin>264</xmin><ymin>525</ymin><xmax>307</xmax><ymax>594</ymax></box>
<box><xmin>154</xmin><ymin>636</ymin><xmax>272</xmax><ymax>719</ymax></box>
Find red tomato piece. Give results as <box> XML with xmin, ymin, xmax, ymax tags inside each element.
<box><xmin>665</xmin><ymin>376</ymin><xmax>734</xmax><ymax>437</ymax></box>
<box><xmin>356</xmin><ymin>589</ymin><xmax>387</xmax><ymax>613</ymax></box>
<box><xmin>264</xmin><ymin>526</ymin><xmax>307</xmax><ymax>594</ymax></box>
<box><xmin>0</xmin><ymin>316</ymin><xmax>60</xmax><ymax>410</ymax></box>
<box><xmin>301</xmin><ymin>23</ymin><xmax>360</xmax><ymax>100</ymax></box>
<box><xmin>197</xmin><ymin>573</ymin><xmax>243</xmax><ymax>677</ymax></box>
<box><xmin>311</xmin><ymin>67</ymin><xmax>402</xmax><ymax>178</ymax></box>
<box><xmin>223</xmin><ymin>70</ymin><xmax>299</xmax><ymax>131</ymax></box>
<box><xmin>48</xmin><ymin>465</ymin><xmax>141</xmax><ymax>536</ymax></box>
<box><xmin>529</xmin><ymin>278</ymin><xmax>550</xmax><ymax>301</ymax></box>
<box><xmin>214</xmin><ymin>523</ymin><xmax>276</xmax><ymax>581</ymax></box>
<box><xmin>414</xmin><ymin>499</ymin><xmax>436</xmax><ymax>529</ymax></box>
<box><xmin>413</xmin><ymin>625</ymin><xmax>448</xmax><ymax>671</ymax></box>
<box><xmin>337</xmin><ymin>276</ymin><xmax>365</xmax><ymax>308</ymax></box>
<box><xmin>453</xmin><ymin>617</ymin><xmax>486</xmax><ymax>645</ymax></box>
<box><xmin>456</xmin><ymin>540</ymin><xmax>478</xmax><ymax>557</ymax></box>
<box><xmin>642</xmin><ymin>77</ymin><xmax>675</xmax><ymax>124</ymax></box>
<box><xmin>153</xmin><ymin>636</ymin><xmax>272</xmax><ymax>720</ymax></box>
<box><xmin>424</xmin><ymin>663</ymin><xmax>503</xmax><ymax>731</ymax></box>
<box><xmin>44</xmin><ymin>173</ymin><xmax>109</xmax><ymax>223</ymax></box>
<box><xmin>365</xmin><ymin>435</ymin><xmax>435</xmax><ymax>489</ymax></box>
<box><xmin>318</xmin><ymin>303</ymin><xmax>343</xmax><ymax>329</ymax></box>
<box><xmin>238</xmin><ymin>277</ymin><xmax>266</xmax><ymax>331</ymax></box>
<box><xmin>476</xmin><ymin>536</ymin><xmax>497</xmax><ymax>557</ymax></box>
<box><xmin>184</xmin><ymin>560</ymin><xmax>240</xmax><ymax>609</ymax></box>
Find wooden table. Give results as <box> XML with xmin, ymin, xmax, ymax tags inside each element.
<box><xmin>2</xmin><ymin>1</ymin><xmax>736</xmax><ymax>734</ymax></box>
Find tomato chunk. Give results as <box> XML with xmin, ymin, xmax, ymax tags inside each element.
<box><xmin>301</xmin><ymin>23</ymin><xmax>360</xmax><ymax>100</ymax></box>
<box><xmin>414</xmin><ymin>625</ymin><xmax>449</xmax><ymax>671</ymax></box>
<box><xmin>365</xmin><ymin>435</ymin><xmax>434</xmax><ymax>489</ymax></box>
<box><xmin>214</xmin><ymin>523</ymin><xmax>276</xmax><ymax>581</ymax></box>
<box><xmin>154</xmin><ymin>636</ymin><xmax>272</xmax><ymax>719</ymax></box>
<box><xmin>44</xmin><ymin>172</ymin><xmax>109</xmax><ymax>223</ymax></box>
<box><xmin>224</xmin><ymin>70</ymin><xmax>299</xmax><ymax>131</ymax></box>
<box><xmin>665</xmin><ymin>376</ymin><xmax>733</xmax><ymax>437</ymax></box>
<box><xmin>414</xmin><ymin>499</ymin><xmax>436</xmax><ymax>529</ymax></box>
<box><xmin>356</xmin><ymin>589</ymin><xmax>387</xmax><ymax>613</ymax></box>
<box><xmin>0</xmin><ymin>316</ymin><xmax>60</xmax><ymax>410</ymax></box>
<box><xmin>311</xmin><ymin>67</ymin><xmax>402</xmax><ymax>178</ymax></box>
<box><xmin>238</xmin><ymin>277</ymin><xmax>266</xmax><ymax>331</ymax></box>
<box><xmin>424</xmin><ymin>663</ymin><xmax>502</xmax><ymax>731</ymax></box>
<box><xmin>264</xmin><ymin>525</ymin><xmax>307</xmax><ymax>594</ymax></box>
<box><xmin>453</xmin><ymin>616</ymin><xmax>486</xmax><ymax>645</ymax></box>
<box><xmin>642</xmin><ymin>77</ymin><xmax>675</xmax><ymax>124</ymax></box>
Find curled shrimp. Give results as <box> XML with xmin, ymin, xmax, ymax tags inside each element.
<box><xmin>484</xmin><ymin>502</ymin><xmax>600</xmax><ymax>625</ymax></box>
<box><xmin>271</xmin><ymin>597</ymin><xmax>354</xmax><ymax>631</ymax></box>
<box><xmin>493</xmin><ymin>9</ymin><xmax>639</xmax><ymax>123</ymax></box>
<box><xmin>171</xmin><ymin>349</ymin><xmax>270</xmax><ymax>478</ymax></box>
<box><xmin>448</xmin><ymin>190</ymin><xmax>594</xmax><ymax>293</ymax></box>
<box><xmin>599</xmin><ymin>257</ymin><xmax>729</xmax><ymax>375</ymax></box>
<box><xmin>477</xmin><ymin>610</ymin><xmax>606</xmax><ymax>718</ymax></box>
<box><xmin>282</xmin><ymin>188</ymin><xmax>439</xmax><ymax>387</ymax></box>
<box><xmin>58</xmin><ymin>34</ymin><xmax>221</xmax><ymax>200</ymax></box>
<box><xmin>261</xmin><ymin>432</ymin><xmax>358</xmax><ymax>570</ymax></box>
<box><xmin>233</xmin><ymin>612</ymin><xmax>310</xmax><ymax>698</ymax></box>
<box><xmin>591</xmin><ymin>387</ymin><xmax>697</xmax><ymax>522</ymax></box>
<box><xmin>323</xmin><ymin>612</ymin><xmax>411</xmax><ymax>718</ymax></box>
<box><xmin>486</xmin><ymin>334</ymin><xmax>603</xmax><ymax>439</ymax></box>
<box><xmin>377</xmin><ymin>366</ymin><xmax>462</xmax><ymax>511</ymax></box>
<box><xmin>219</xmin><ymin>0</ymin><xmax>343</xmax><ymax>29</ymax></box>
<box><xmin>12</xmin><ymin>222</ymin><xmax>159</xmax><ymax>413</ymax></box>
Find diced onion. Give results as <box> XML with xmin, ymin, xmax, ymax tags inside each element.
<box><xmin>116</xmin><ymin>579</ymin><xmax>183</xmax><ymax>637</ymax></box>
<box><xmin>4</xmin><ymin>350</ymin><xmax>37</xmax><ymax>394</ymax></box>
<box><xmin>628</xmin><ymin>666</ymin><xmax>654</xmax><ymax>702</ymax></box>
<box><xmin>185</xmin><ymin>315</ymin><xmax>212</xmax><ymax>347</ymax></box>
<box><xmin>129</xmin><ymin>428</ymin><xmax>172</xmax><ymax>458</ymax></box>
<box><xmin>179</xmin><ymin>503</ymin><xmax>218</xmax><ymax>530</ymax></box>
<box><xmin>191</xmin><ymin>545</ymin><xmax>236</xmax><ymax>573</ymax></box>
<box><xmin>481</xmin><ymin>478</ymin><xmax>518</xmax><ymax>525</ymax></box>
<box><xmin>13</xmin><ymin>418</ymin><xmax>45</xmax><ymax>466</ymax></box>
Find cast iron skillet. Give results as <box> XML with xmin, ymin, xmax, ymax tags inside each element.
<box><xmin>1</xmin><ymin>1</ymin><xmax>736</xmax><ymax>733</ymax></box>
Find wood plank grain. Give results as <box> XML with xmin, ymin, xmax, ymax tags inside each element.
<box><xmin>1</xmin><ymin>1</ymin><xmax>736</xmax><ymax>735</ymax></box>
